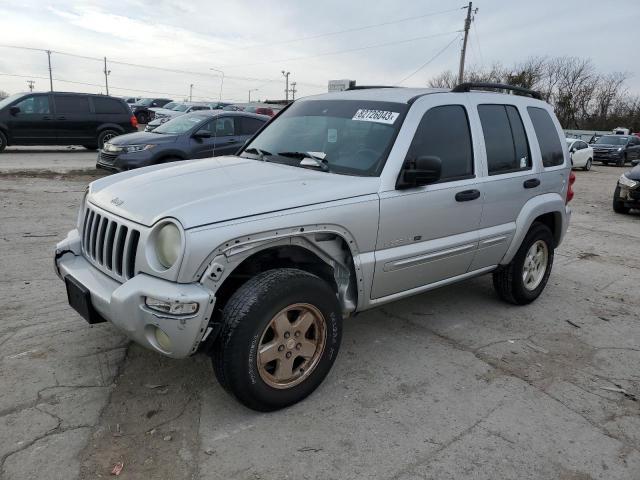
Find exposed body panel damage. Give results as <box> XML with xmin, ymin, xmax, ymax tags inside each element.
<box><xmin>200</xmin><ymin>224</ymin><xmax>363</xmax><ymax>316</ymax></box>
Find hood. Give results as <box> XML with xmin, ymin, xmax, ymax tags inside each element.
<box><xmin>149</xmin><ymin>107</ymin><xmax>173</xmax><ymax>114</ymax></box>
<box><xmin>109</xmin><ymin>131</ymin><xmax>178</xmax><ymax>145</ymax></box>
<box><xmin>626</xmin><ymin>164</ymin><xmax>640</xmax><ymax>181</ymax></box>
<box><xmin>593</xmin><ymin>143</ymin><xmax>624</xmax><ymax>149</ymax></box>
<box><xmin>88</xmin><ymin>157</ymin><xmax>381</xmax><ymax>228</ymax></box>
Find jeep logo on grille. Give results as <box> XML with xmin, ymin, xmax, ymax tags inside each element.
<box><xmin>111</xmin><ymin>197</ymin><xmax>124</xmax><ymax>206</ymax></box>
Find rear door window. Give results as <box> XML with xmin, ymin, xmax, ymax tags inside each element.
<box><xmin>478</xmin><ymin>104</ymin><xmax>531</xmax><ymax>175</ymax></box>
<box><xmin>93</xmin><ymin>97</ymin><xmax>126</xmax><ymax>114</ymax></box>
<box><xmin>527</xmin><ymin>107</ymin><xmax>564</xmax><ymax>167</ymax></box>
<box><xmin>406</xmin><ymin>105</ymin><xmax>474</xmax><ymax>182</ymax></box>
<box><xmin>240</xmin><ymin>117</ymin><xmax>266</xmax><ymax>135</ymax></box>
<box><xmin>54</xmin><ymin>95</ymin><xmax>90</xmax><ymax>114</ymax></box>
<box><xmin>214</xmin><ymin>117</ymin><xmax>236</xmax><ymax>136</ymax></box>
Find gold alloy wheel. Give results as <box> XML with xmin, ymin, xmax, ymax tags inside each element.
<box><xmin>257</xmin><ymin>303</ymin><xmax>327</xmax><ymax>389</ymax></box>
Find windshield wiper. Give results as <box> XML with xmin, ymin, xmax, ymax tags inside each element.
<box><xmin>278</xmin><ymin>151</ymin><xmax>330</xmax><ymax>172</ymax></box>
<box><xmin>244</xmin><ymin>147</ymin><xmax>272</xmax><ymax>161</ymax></box>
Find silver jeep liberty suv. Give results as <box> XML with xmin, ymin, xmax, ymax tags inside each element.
<box><xmin>55</xmin><ymin>82</ymin><xmax>574</xmax><ymax>411</ymax></box>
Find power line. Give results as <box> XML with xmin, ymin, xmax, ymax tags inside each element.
<box><xmin>394</xmin><ymin>35</ymin><xmax>461</xmax><ymax>85</ymax></box>
<box><xmin>0</xmin><ymin>45</ymin><xmax>326</xmax><ymax>89</ymax></box>
<box><xmin>198</xmin><ymin>7</ymin><xmax>463</xmax><ymax>56</ymax></box>
<box><xmin>219</xmin><ymin>29</ymin><xmax>462</xmax><ymax>68</ymax></box>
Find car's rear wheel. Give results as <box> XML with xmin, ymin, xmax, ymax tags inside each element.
<box><xmin>0</xmin><ymin>130</ymin><xmax>6</xmax><ymax>153</ymax></box>
<box><xmin>613</xmin><ymin>186</ymin><xmax>630</xmax><ymax>214</ymax></box>
<box><xmin>584</xmin><ymin>158</ymin><xmax>592</xmax><ymax>171</ymax></box>
<box><xmin>212</xmin><ymin>268</ymin><xmax>342</xmax><ymax>411</ymax></box>
<box><xmin>493</xmin><ymin>223</ymin><xmax>555</xmax><ymax>305</ymax></box>
<box><xmin>97</xmin><ymin>130</ymin><xmax>119</xmax><ymax>150</ymax></box>
<box><xmin>136</xmin><ymin>111</ymin><xmax>149</xmax><ymax>124</ymax></box>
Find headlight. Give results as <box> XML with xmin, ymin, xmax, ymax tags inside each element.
<box><xmin>619</xmin><ymin>174</ymin><xmax>638</xmax><ymax>188</ymax></box>
<box><xmin>123</xmin><ymin>144</ymin><xmax>155</xmax><ymax>153</ymax></box>
<box><xmin>155</xmin><ymin>222</ymin><xmax>182</xmax><ymax>269</ymax></box>
<box><xmin>617</xmin><ymin>147</ymin><xmax>623</xmax><ymax>152</ymax></box>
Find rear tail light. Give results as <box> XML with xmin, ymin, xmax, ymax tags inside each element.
<box><xmin>566</xmin><ymin>171</ymin><xmax>576</xmax><ymax>203</ymax></box>
<box><xmin>130</xmin><ymin>115</ymin><xmax>138</xmax><ymax>129</ymax></box>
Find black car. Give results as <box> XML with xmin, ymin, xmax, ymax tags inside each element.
<box><xmin>131</xmin><ymin>98</ymin><xmax>173</xmax><ymax>124</ymax></box>
<box><xmin>592</xmin><ymin>134</ymin><xmax>640</xmax><ymax>166</ymax></box>
<box><xmin>0</xmin><ymin>92</ymin><xmax>137</xmax><ymax>152</ymax></box>
<box><xmin>96</xmin><ymin>110</ymin><xmax>269</xmax><ymax>172</ymax></box>
<box><xmin>613</xmin><ymin>159</ymin><xmax>640</xmax><ymax>214</ymax></box>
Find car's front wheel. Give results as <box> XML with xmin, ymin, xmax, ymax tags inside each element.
<box><xmin>613</xmin><ymin>186</ymin><xmax>630</xmax><ymax>214</ymax></box>
<box><xmin>212</xmin><ymin>269</ymin><xmax>342</xmax><ymax>411</ymax></box>
<box><xmin>584</xmin><ymin>158</ymin><xmax>592</xmax><ymax>171</ymax></box>
<box><xmin>98</xmin><ymin>130</ymin><xmax>119</xmax><ymax>150</ymax></box>
<box><xmin>493</xmin><ymin>222</ymin><xmax>555</xmax><ymax>305</ymax></box>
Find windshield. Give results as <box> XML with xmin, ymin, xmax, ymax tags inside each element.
<box><xmin>153</xmin><ymin>114</ymin><xmax>207</xmax><ymax>134</ymax></box>
<box><xmin>241</xmin><ymin>100</ymin><xmax>408</xmax><ymax>176</ymax></box>
<box><xmin>595</xmin><ymin>135</ymin><xmax>628</xmax><ymax>146</ymax></box>
<box><xmin>173</xmin><ymin>104</ymin><xmax>190</xmax><ymax>112</ymax></box>
<box><xmin>134</xmin><ymin>98</ymin><xmax>153</xmax><ymax>106</ymax></box>
<box><xmin>0</xmin><ymin>93</ymin><xmax>26</xmax><ymax>110</ymax></box>
<box><xmin>161</xmin><ymin>102</ymin><xmax>178</xmax><ymax>110</ymax></box>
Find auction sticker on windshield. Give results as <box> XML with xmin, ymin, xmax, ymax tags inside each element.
<box><xmin>352</xmin><ymin>109</ymin><xmax>399</xmax><ymax>125</ymax></box>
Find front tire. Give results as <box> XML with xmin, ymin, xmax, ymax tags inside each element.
<box><xmin>493</xmin><ymin>223</ymin><xmax>555</xmax><ymax>305</ymax></box>
<box><xmin>212</xmin><ymin>269</ymin><xmax>342</xmax><ymax>411</ymax></box>
<box><xmin>584</xmin><ymin>158</ymin><xmax>592</xmax><ymax>171</ymax></box>
<box><xmin>613</xmin><ymin>187</ymin><xmax>630</xmax><ymax>214</ymax></box>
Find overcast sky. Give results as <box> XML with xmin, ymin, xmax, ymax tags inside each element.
<box><xmin>0</xmin><ymin>0</ymin><xmax>638</xmax><ymax>102</ymax></box>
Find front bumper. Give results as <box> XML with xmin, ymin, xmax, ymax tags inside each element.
<box><xmin>616</xmin><ymin>183</ymin><xmax>640</xmax><ymax>207</ymax></box>
<box><xmin>593</xmin><ymin>151</ymin><xmax>622</xmax><ymax>162</ymax></box>
<box><xmin>55</xmin><ymin>230</ymin><xmax>214</xmax><ymax>358</ymax></box>
<box><xmin>96</xmin><ymin>149</ymin><xmax>155</xmax><ymax>172</ymax></box>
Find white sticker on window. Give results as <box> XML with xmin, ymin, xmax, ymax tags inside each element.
<box><xmin>352</xmin><ymin>109</ymin><xmax>399</xmax><ymax>125</ymax></box>
<box><xmin>520</xmin><ymin>156</ymin><xmax>528</xmax><ymax>168</ymax></box>
<box><xmin>327</xmin><ymin>129</ymin><xmax>338</xmax><ymax>143</ymax></box>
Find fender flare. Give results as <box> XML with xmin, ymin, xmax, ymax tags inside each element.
<box><xmin>500</xmin><ymin>193</ymin><xmax>568</xmax><ymax>265</ymax></box>
<box><xmin>197</xmin><ymin>224</ymin><xmax>365</xmax><ymax>313</ymax></box>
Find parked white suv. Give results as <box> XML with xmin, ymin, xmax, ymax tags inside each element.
<box><xmin>55</xmin><ymin>83</ymin><xmax>574</xmax><ymax>411</ymax></box>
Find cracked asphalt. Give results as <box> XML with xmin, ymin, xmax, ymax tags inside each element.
<box><xmin>0</xmin><ymin>153</ymin><xmax>638</xmax><ymax>479</ymax></box>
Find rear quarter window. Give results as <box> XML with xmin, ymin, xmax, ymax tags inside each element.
<box><xmin>527</xmin><ymin>107</ymin><xmax>564</xmax><ymax>167</ymax></box>
<box><xmin>54</xmin><ymin>95</ymin><xmax>90</xmax><ymax>114</ymax></box>
<box><xmin>93</xmin><ymin>97</ymin><xmax>127</xmax><ymax>114</ymax></box>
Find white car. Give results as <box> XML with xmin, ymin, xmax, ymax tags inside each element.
<box><xmin>566</xmin><ymin>138</ymin><xmax>593</xmax><ymax>170</ymax></box>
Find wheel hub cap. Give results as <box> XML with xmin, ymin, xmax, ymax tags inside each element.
<box><xmin>522</xmin><ymin>240</ymin><xmax>549</xmax><ymax>291</ymax></box>
<box><xmin>257</xmin><ymin>303</ymin><xmax>327</xmax><ymax>389</ymax></box>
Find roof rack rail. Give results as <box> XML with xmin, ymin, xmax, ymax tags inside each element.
<box><xmin>346</xmin><ymin>85</ymin><xmax>398</xmax><ymax>91</ymax></box>
<box><xmin>451</xmin><ymin>82</ymin><xmax>542</xmax><ymax>100</ymax></box>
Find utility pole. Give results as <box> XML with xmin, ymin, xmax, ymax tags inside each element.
<box><xmin>26</xmin><ymin>80</ymin><xmax>35</xmax><ymax>92</ymax></box>
<box><xmin>282</xmin><ymin>70</ymin><xmax>290</xmax><ymax>101</ymax></box>
<box><xmin>189</xmin><ymin>83</ymin><xmax>193</xmax><ymax>101</ymax></box>
<box><xmin>457</xmin><ymin>2</ymin><xmax>477</xmax><ymax>84</ymax></box>
<box><xmin>46</xmin><ymin>50</ymin><xmax>53</xmax><ymax>91</ymax></box>
<box><xmin>103</xmin><ymin>57</ymin><xmax>111</xmax><ymax>96</ymax></box>
<box><xmin>248</xmin><ymin>88</ymin><xmax>258</xmax><ymax>102</ymax></box>
<box><xmin>290</xmin><ymin>82</ymin><xmax>297</xmax><ymax>100</ymax></box>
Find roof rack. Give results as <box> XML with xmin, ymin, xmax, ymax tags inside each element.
<box><xmin>346</xmin><ymin>85</ymin><xmax>398</xmax><ymax>91</ymax></box>
<box><xmin>451</xmin><ymin>82</ymin><xmax>542</xmax><ymax>100</ymax></box>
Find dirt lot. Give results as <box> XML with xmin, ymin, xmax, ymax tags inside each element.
<box><xmin>0</xmin><ymin>157</ymin><xmax>639</xmax><ymax>480</ymax></box>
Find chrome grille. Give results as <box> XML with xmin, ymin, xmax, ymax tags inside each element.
<box><xmin>81</xmin><ymin>204</ymin><xmax>140</xmax><ymax>281</ymax></box>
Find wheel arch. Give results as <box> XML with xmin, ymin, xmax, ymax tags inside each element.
<box><xmin>199</xmin><ymin>227</ymin><xmax>363</xmax><ymax>323</ymax></box>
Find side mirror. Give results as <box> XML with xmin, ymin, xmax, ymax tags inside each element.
<box><xmin>397</xmin><ymin>155</ymin><xmax>441</xmax><ymax>189</ymax></box>
<box><xmin>632</xmin><ymin>159</ymin><xmax>639</xmax><ymax>167</ymax></box>
<box><xmin>9</xmin><ymin>106</ymin><xmax>20</xmax><ymax>116</ymax></box>
<box><xmin>193</xmin><ymin>129</ymin><xmax>211</xmax><ymax>139</ymax></box>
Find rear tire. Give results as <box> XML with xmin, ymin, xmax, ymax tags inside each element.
<box><xmin>212</xmin><ymin>269</ymin><xmax>342</xmax><ymax>411</ymax></box>
<box><xmin>584</xmin><ymin>158</ymin><xmax>592</xmax><ymax>171</ymax></box>
<box><xmin>493</xmin><ymin>223</ymin><xmax>555</xmax><ymax>305</ymax></box>
<box><xmin>0</xmin><ymin>130</ymin><xmax>6</xmax><ymax>153</ymax></box>
<box><xmin>613</xmin><ymin>187</ymin><xmax>630</xmax><ymax>214</ymax></box>
<box><xmin>97</xmin><ymin>130</ymin><xmax>119</xmax><ymax>150</ymax></box>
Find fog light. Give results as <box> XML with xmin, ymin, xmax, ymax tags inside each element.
<box><xmin>145</xmin><ymin>297</ymin><xmax>199</xmax><ymax>315</ymax></box>
<box><xmin>154</xmin><ymin>327</ymin><xmax>172</xmax><ymax>352</ymax></box>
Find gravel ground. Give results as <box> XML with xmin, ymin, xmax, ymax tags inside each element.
<box><xmin>0</xmin><ymin>161</ymin><xmax>638</xmax><ymax>480</ymax></box>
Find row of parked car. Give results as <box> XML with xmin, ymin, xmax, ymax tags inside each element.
<box><xmin>567</xmin><ymin>133</ymin><xmax>640</xmax><ymax>170</ymax></box>
<box><xmin>0</xmin><ymin>91</ymin><xmax>280</xmax><ymax>155</ymax></box>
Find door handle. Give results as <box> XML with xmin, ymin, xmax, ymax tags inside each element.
<box><xmin>56</xmin><ymin>116</ymin><xmax>66</xmax><ymax>120</ymax></box>
<box><xmin>455</xmin><ymin>189</ymin><xmax>481</xmax><ymax>202</ymax></box>
<box><xmin>523</xmin><ymin>178</ymin><xmax>541</xmax><ymax>189</ymax></box>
